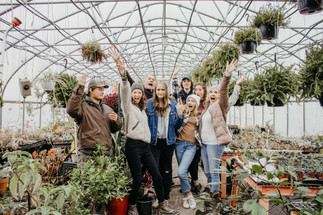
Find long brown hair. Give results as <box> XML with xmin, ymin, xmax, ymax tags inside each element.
<box><xmin>132</xmin><ymin>92</ymin><xmax>147</xmax><ymax>111</ymax></box>
<box><xmin>153</xmin><ymin>80</ymin><xmax>169</xmax><ymax>116</ymax></box>
<box><xmin>194</xmin><ymin>82</ymin><xmax>207</xmax><ymax>102</ymax></box>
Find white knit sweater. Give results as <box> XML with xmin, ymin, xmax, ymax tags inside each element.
<box><xmin>120</xmin><ymin>80</ymin><xmax>151</xmax><ymax>143</ymax></box>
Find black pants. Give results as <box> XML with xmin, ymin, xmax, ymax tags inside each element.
<box><xmin>149</xmin><ymin>139</ymin><xmax>175</xmax><ymax>200</ymax></box>
<box><xmin>125</xmin><ymin>138</ymin><xmax>164</xmax><ymax>205</ymax></box>
<box><xmin>188</xmin><ymin>146</ymin><xmax>201</xmax><ymax>181</ymax></box>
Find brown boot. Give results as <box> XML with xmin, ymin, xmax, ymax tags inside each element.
<box><xmin>159</xmin><ymin>201</ymin><xmax>179</xmax><ymax>214</ymax></box>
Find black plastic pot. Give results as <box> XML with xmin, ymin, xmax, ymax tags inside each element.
<box><xmin>298</xmin><ymin>0</ymin><xmax>323</xmax><ymax>14</ymax></box>
<box><xmin>240</xmin><ymin>41</ymin><xmax>255</xmax><ymax>54</ymax></box>
<box><xmin>266</xmin><ymin>97</ymin><xmax>284</xmax><ymax>107</ymax></box>
<box><xmin>250</xmin><ymin>100</ymin><xmax>265</xmax><ymax>106</ymax></box>
<box><xmin>259</xmin><ymin>25</ymin><xmax>278</xmax><ymax>40</ymax></box>
<box><xmin>137</xmin><ymin>197</ymin><xmax>152</xmax><ymax>215</ymax></box>
<box><xmin>234</xmin><ymin>98</ymin><xmax>244</xmax><ymax>107</ymax></box>
<box><xmin>317</xmin><ymin>95</ymin><xmax>323</xmax><ymax>106</ymax></box>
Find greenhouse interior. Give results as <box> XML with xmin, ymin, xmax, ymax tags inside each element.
<box><xmin>0</xmin><ymin>0</ymin><xmax>322</xmax><ymax>214</ymax></box>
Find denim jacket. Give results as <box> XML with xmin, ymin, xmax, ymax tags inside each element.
<box><xmin>146</xmin><ymin>98</ymin><xmax>180</xmax><ymax>145</ymax></box>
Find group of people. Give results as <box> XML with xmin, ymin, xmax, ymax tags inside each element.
<box><xmin>67</xmin><ymin>46</ymin><xmax>245</xmax><ymax>215</ymax></box>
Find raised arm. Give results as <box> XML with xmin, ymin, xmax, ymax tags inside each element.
<box><xmin>66</xmin><ymin>73</ymin><xmax>87</xmax><ymax>123</ymax></box>
<box><xmin>219</xmin><ymin>60</ymin><xmax>238</xmax><ymax>112</ymax></box>
<box><xmin>228</xmin><ymin>76</ymin><xmax>245</xmax><ymax>107</ymax></box>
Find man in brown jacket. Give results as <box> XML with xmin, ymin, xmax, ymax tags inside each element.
<box><xmin>67</xmin><ymin>74</ymin><xmax>122</xmax><ymax>162</ymax></box>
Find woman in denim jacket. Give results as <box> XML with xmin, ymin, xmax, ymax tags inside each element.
<box><xmin>146</xmin><ymin>80</ymin><xmax>180</xmax><ymax>212</ymax></box>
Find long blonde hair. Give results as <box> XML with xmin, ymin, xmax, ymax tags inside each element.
<box><xmin>153</xmin><ymin>80</ymin><xmax>169</xmax><ymax>116</ymax></box>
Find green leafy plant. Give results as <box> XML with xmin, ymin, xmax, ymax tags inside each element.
<box><xmin>246</xmin><ymin>73</ymin><xmax>266</xmax><ymax>105</ymax></box>
<box><xmin>191</xmin><ymin>42</ymin><xmax>240</xmax><ymax>83</ymax></box>
<box><xmin>69</xmin><ymin>145</ymin><xmax>131</xmax><ymax>214</ymax></box>
<box><xmin>81</xmin><ymin>41</ymin><xmax>107</xmax><ymax>64</ymax></box>
<box><xmin>299</xmin><ymin>43</ymin><xmax>323</xmax><ymax>102</ymax></box>
<box><xmin>234</xmin><ymin>27</ymin><xmax>262</xmax><ymax>45</ymax></box>
<box><xmin>252</xmin><ymin>4</ymin><xmax>290</xmax><ymax>28</ymax></box>
<box><xmin>46</xmin><ymin>73</ymin><xmax>80</xmax><ymax>108</ymax></box>
<box><xmin>262</xmin><ymin>64</ymin><xmax>299</xmax><ymax>105</ymax></box>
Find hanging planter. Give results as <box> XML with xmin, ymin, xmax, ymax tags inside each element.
<box><xmin>266</xmin><ymin>97</ymin><xmax>285</xmax><ymax>107</ymax></box>
<box><xmin>40</xmin><ymin>80</ymin><xmax>56</xmax><ymax>91</ymax></box>
<box><xmin>318</xmin><ymin>94</ymin><xmax>323</xmax><ymax>107</ymax></box>
<box><xmin>250</xmin><ymin>99</ymin><xmax>265</xmax><ymax>106</ymax></box>
<box><xmin>0</xmin><ymin>177</ymin><xmax>9</xmax><ymax>195</ymax></box>
<box><xmin>298</xmin><ymin>0</ymin><xmax>323</xmax><ymax>14</ymax></box>
<box><xmin>234</xmin><ymin>28</ymin><xmax>261</xmax><ymax>54</ymax></box>
<box><xmin>240</xmin><ymin>41</ymin><xmax>256</xmax><ymax>54</ymax></box>
<box><xmin>259</xmin><ymin>25</ymin><xmax>278</xmax><ymax>40</ymax></box>
<box><xmin>81</xmin><ymin>41</ymin><xmax>107</xmax><ymax>64</ymax></box>
<box><xmin>252</xmin><ymin>4</ymin><xmax>290</xmax><ymax>40</ymax></box>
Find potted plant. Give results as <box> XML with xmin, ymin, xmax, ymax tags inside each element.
<box><xmin>234</xmin><ymin>27</ymin><xmax>262</xmax><ymax>54</ymax></box>
<box><xmin>191</xmin><ymin>42</ymin><xmax>240</xmax><ymax>83</ymax></box>
<box><xmin>261</xmin><ymin>64</ymin><xmax>299</xmax><ymax>107</ymax></box>
<box><xmin>297</xmin><ymin>0</ymin><xmax>323</xmax><ymax>14</ymax></box>
<box><xmin>252</xmin><ymin>4</ymin><xmax>290</xmax><ymax>40</ymax></box>
<box><xmin>81</xmin><ymin>41</ymin><xmax>107</xmax><ymax>64</ymax></box>
<box><xmin>246</xmin><ymin>74</ymin><xmax>266</xmax><ymax>106</ymax></box>
<box><xmin>299</xmin><ymin>43</ymin><xmax>323</xmax><ymax>106</ymax></box>
<box><xmin>229</xmin><ymin>79</ymin><xmax>249</xmax><ymax>106</ymax></box>
<box><xmin>37</xmin><ymin>72</ymin><xmax>57</xmax><ymax>91</ymax></box>
<box><xmin>46</xmin><ymin>73</ymin><xmax>80</xmax><ymax>108</ymax></box>
<box><xmin>136</xmin><ymin>174</ymin><xmax>155</xmax><ymax>215</ymax></box>
<box><xmin>0</xmin><ymin>164</ymin><xmax>10</xmax><ymax>195</ymax></box>
<box><xmin>69</xmin><ymin>146</ymin><xmax>130</xmax><ymax>215</ymax></box>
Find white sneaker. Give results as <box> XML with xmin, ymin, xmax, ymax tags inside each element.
<box><xmin>183</xmin><ymin>199</ymin><xmax>190</xmax><ymax>209</ymax></box>
<box><xmin>188</xmin><ymin>197</ymin><xmax>196</xmax><ymax>209</ymax></box>
<box><xmin>152</xmin><ymin>199</ymin><xmax>159</xmax><ymax>209</ymax></box>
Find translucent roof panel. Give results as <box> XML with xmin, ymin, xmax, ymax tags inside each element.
<box><xmin>0</xmin><ymin>0</ymin><xmax>322</xmax><ymax>100</ymax></box>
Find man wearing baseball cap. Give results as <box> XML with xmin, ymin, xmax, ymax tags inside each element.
<box><xmin>67</xmin><ymin>74</ymin><xmax>122</xmax><ymax>162</ymax></box>
<box><xmin>172</xmin><ymin>66</ymin><xmax>194</xmax><ymax>105</ymax></box>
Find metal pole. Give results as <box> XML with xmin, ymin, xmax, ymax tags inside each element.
<box><xmin>303</xmin><ymin>102</ymin><xmax>305</xmax><ymax>136</ymax></box>
<box><xmin>286</xmin><ymin>103</ymin><xmax>289</xmax><ymax>136</ymax></box>
<box><xmin>22</xmin><ymin>97</ymin><xmax>25</xmax><ymax>133</ymax></box>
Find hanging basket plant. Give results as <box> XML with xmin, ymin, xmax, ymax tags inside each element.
<box><xmin>191</xmin><ymin>42</ymin><xmax>240</xmax><ymax>84</ymax></box>
<box><xmin>38</xmin><ymin>72</ymin><xmax>57</xmax><ymax>91</ymax></box>
<box><xmin>46</xmin><ymin>73</ymin><xmax>81</xmax><ymax>108</ymax></box>
<box><xmin>234</xmin><ymin>28</ymin><xmax>261</xmax><ymax>54</ymax></box>
<box><xmin>252</xmin><ymin>4</ymin><xmax>290</xmax><ymax>40</ymax></box>
<box><xmin>246</xmin><ymin>74</ymin><xmax>266</xmax><ymax>106</ymax></box>
<box><xmin>297</xmin><ymin>0</ymin><xmax>323</xmax><ymax>14</ymax></box>
<box><xmin>262</xmin><ymin>64</ymin><xmax>299</xmax><ymax>107</ymax></box>
<box><xmin>81</xmin><ymin>41</ymin><xmax>107</xmax><ymax>64</ymax></box>
<box><xmin>299</xmin><ymin>43</ymin><xmax>323</xmax><ymax>106</ymax></box>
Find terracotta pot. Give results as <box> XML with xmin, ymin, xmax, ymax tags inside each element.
<box><xmin>316</xmin><ymin>173</ymin><xmax>323</xmax><ymax>179</ymax></box>
<box><xmin>105</xmin><ymin>196</ymin><xmax>129</xmax><ymax>215</ymax></box>
<box><xmin>240</xmin><ymin>41</ymin><xmax>256</xmax><ymax>54</ymax></box>
<box><xmin>0</xmin><ymin>177</ymin><xmax>9</xmax><ymax>195</ymax></box>
<box><xmin>297</xmin><ymin>173</ymin><xmax>304</xmax><ymax>180</ymax></box>
<box><xmin>259</xmin><ymin>24</ymin><xmax>278</xmax><ymax>40</ymax></box>
<box><xmin>278</xmin><ymin>174</ymin><xmax>289</xmax><ymax>182</ymax></box>
<box><xmin>307</xmin><ymin>173</ymin><xmax>316</xmax><ymax>178</ymax></box>
<box><xmin>298</xmin><ymin>0</ymin><xmax>323</xmax><ymax>14</ymax></box>
<box><xmin>12</xmin><ymin>17</ymin><xmax>22</xmax><ymax>27</ymax></box>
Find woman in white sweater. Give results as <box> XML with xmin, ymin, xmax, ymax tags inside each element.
<box><xmin>109</xmin><ymin>47</ymin><xmax>176</xmax><ymax>215</ymax></box>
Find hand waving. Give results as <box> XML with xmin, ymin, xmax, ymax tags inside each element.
<box><xmin>78</xmin><ymin>73</ymin><xmax>88</xmax><ymax>86</ymax></box>
<box><xmin>225</xmin><ymin>59</ymin><xmax>238</xmax><ymax>75</ymax></box>
<box><xmin>117</xmin><ymin>59</ymin><xmax>126</xmax><ymax>78</ymax></box>
<box><xmin>236</xmin><ymin>76</ymin><xmax>246</xmax><ymax>86</ymax></box>
<box><xmin>107</xmin><ymin>47</ymin><xmax>121</xmax><ymax>63</ymax></box>
<box><xmin>172</xmin><ymin>66</ymin><xmax>181</xmax><ymax>80</ymax></box>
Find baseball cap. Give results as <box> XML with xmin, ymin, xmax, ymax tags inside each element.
<box><xmin>88</xmin><ymin>78</ymin><xmax>109</xmax><ymax>89</ymax></box>
<box><xmin>182</xmin><ymin>75</ymin><xmax>192</xmax><ymax>82</ymax></box>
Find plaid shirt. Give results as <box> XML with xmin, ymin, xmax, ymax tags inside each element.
<box><xmin>177</xmin><ymin>115</ymin><xmax>201</xmax><ymax>146</ymax></box>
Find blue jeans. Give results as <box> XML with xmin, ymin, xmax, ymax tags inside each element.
<box><xmin>175</xmin><ymin>140</ymin><xmax>197</xmax><ymax>194</ymax></box>
<box><xmin>201</xmin><ymin>144</ymin><xmax>225</xmax><ymax>193</ymax></box>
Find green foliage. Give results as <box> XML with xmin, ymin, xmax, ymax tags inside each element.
<box><xmin>252</xmin><ymin>4</ymin><xmax>290</xmax><ymax>28</ymax></box>
<box><xmin>81</xmin><ymin>41</ymin><xmax>107</xmax><ymax>64</ymax></box>
<box><xmin>299</xmin><ymin>43</ymin><xmax>323</xmax><ymax>100</ymax></box>
<box><xmin>2</xmin><ymin>151</ymin><xmax>81</xmax><ymax>215</ymax></box>
<box><xmin>262</xmin><ymin>64</ymin><xmax>299</xmax><ymax>105</ymax></box>
<box><xmin>234</xmin><ymin>27</ymin><xmax>262</xmax><ymax>45</ymax></box>
<box><xmin>246</xmin><ymin>73</ymin><xmax>266</xmax><ymax>105</ymax></box>
<box><xmin>191</xmin><ymin>42</ymin><xmax>240</xmax><ymax>83</ymax></box>
<box><xmin>69</xmin><ymin>146</ymin><xmax>131</xmax><ymax>213</ymax></box>
<box><xmin>46</xmin><ymin>73</ymin><xmax>80</xmax><ymax>107</ymax></box>
<box><xmin>229</xmin><ymin>79</ymin><xmax>250</xmax><ymax>104</ymax></box>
